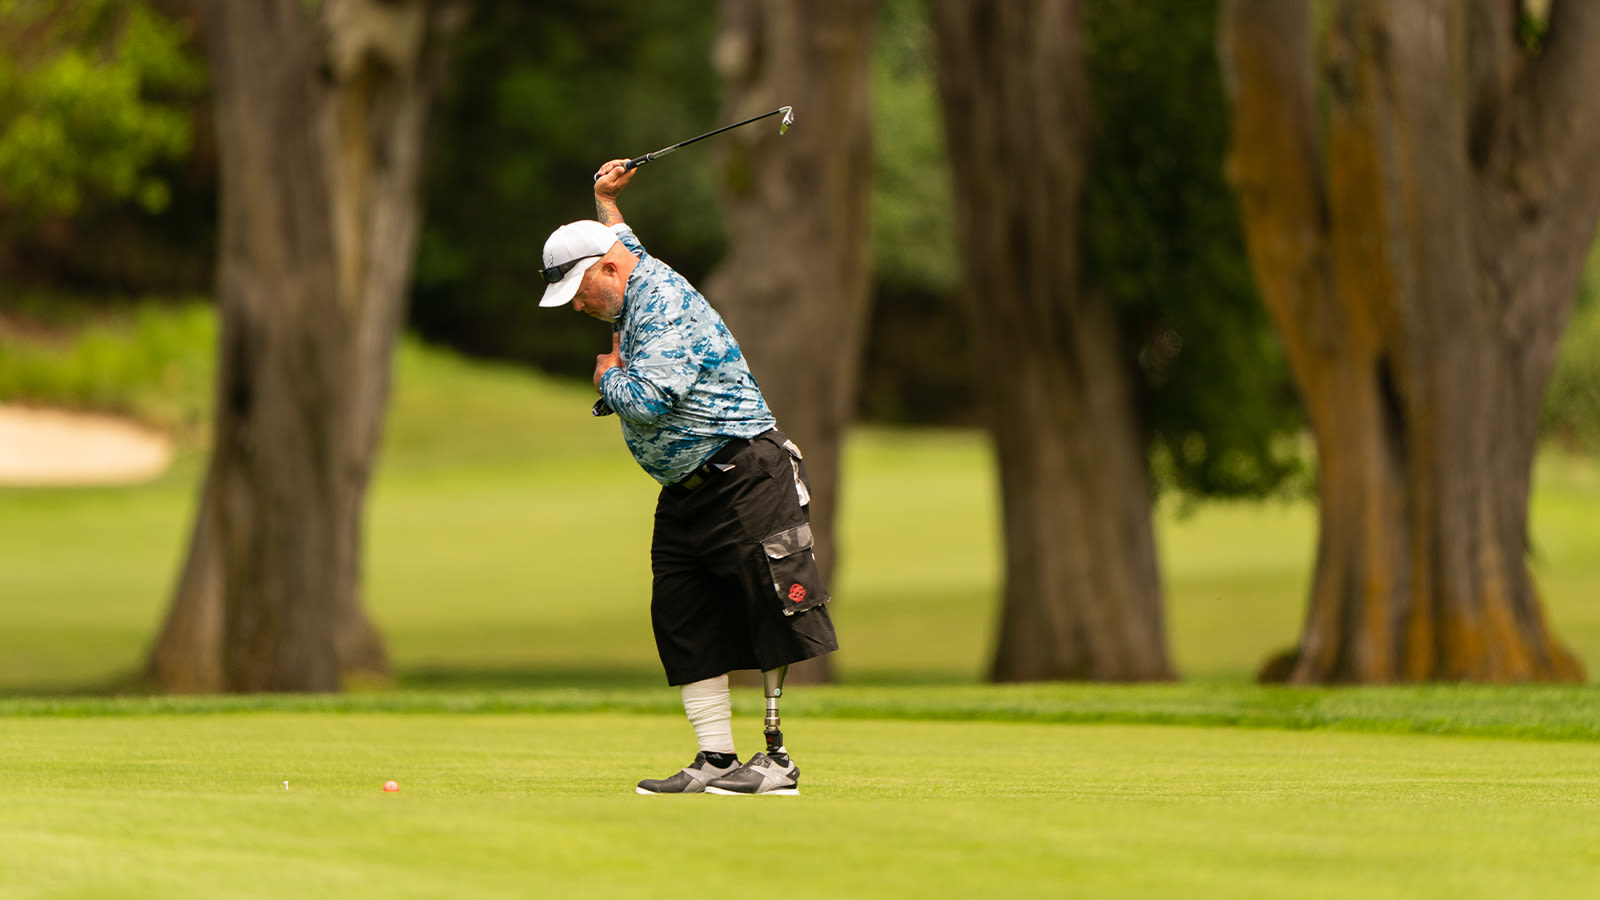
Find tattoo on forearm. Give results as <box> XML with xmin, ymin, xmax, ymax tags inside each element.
<box><xmin>595</xmin><ymin>197</ymin><xmax>622</xmax><ymax>226</ymax></box>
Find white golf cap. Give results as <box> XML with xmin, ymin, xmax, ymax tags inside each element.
<box><xmin>539</xmin><ymin>220</ymin><xmax>619</xmax><ymax>308</ymax></box>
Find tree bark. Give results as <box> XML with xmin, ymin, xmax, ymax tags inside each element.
<box><xmin>706</xmin><ymin>0</ymin><xmax>877</xmax><ymax>684</ymax></box>
<box><xmin>142</xmin><ymin>0</ymin><xmax>460</xmax><ymax>691</ymax></box>
<box><xmin>1220</xmin><ymin>0</ymin><xmax>1599</xmax><ymax>682</ymax></box>
<box><xmin>931</xmin><ymin>0</ymin><xmax>1173</xmax><ymax>681</ymax></box>
<box><xmin>143</xmin><ymin>469</ymin><xmax>223</xmax><ymax>691</ymax></box>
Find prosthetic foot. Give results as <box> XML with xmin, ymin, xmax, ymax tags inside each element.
<box><xmin>705</xmin><ymin>666</ymin><xmax>800</xmax><ymax>795</ymax></box>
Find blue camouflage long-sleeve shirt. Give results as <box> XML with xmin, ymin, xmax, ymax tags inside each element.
<box><xmin>598</xmin><ymin>224</ymin><xmax>776</xmax><ymax>485</ymax></box>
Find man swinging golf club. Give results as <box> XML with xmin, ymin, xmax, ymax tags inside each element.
<box><xmin>539</xmin><ymin>157</ymin><xmax>838</xmax><ymax>796</ymax></box>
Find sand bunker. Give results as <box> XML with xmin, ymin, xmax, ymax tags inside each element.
<box><xmin>0</xmin><ymin>405</ymin><xmax>172</xmax><ymax>485</ymax></box>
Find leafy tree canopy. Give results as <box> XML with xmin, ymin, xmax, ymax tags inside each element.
<box><xmin>412</xmin><ymin>0</ymin><xmax>725</xmax><ymax>373</ymax></box>
<box><xmin>1</xmin><ymin>0</ymin><xmax>1309</xmax><ymax>509</ymax></box>
<box><xmin>0</xmin><ymin>0</ymin><xmax>204</xmax><ymax>221</ymax></box>
<box><xmin>415</xmin><ymin>0</ymin><xmax>968</xmax><ymax>380</ymax></box>
<box><xmin>1084</xmin><ymin>0</ymin><xmax>1305</xmax><ymax>500</ymax></box>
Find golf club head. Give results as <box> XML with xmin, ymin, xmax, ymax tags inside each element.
<box><xmin>779</xmin><ymin>106</ymin><xmax>794</xmax><ymax>135</ymax></box>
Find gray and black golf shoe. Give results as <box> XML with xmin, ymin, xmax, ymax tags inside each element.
<box><xmin>704</xmin><ymin>752</ymin><xmax>800</xmax><ymax>796</ymax></box>
<box><xmin>635</xmin><ymin>752</ymin><xmax>741</xmax><ymax>795</ymax></box>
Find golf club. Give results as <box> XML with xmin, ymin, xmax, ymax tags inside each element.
<box><xmin>593</xmin><ymin>106</ymin><xmax>794</xmax><ymax>182</ymax></box>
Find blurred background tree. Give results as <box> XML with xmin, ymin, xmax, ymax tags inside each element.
<box><xmin>1221</xmin><ymin>0</ymin><xmax>1600</xmax><ymax>683</ymax></box>
<box><xmin>704</xmin><ymin>0</ymin><xmax>878</xmax><ymax>686</ymax></box>
<box><xmin>926</xmin><ymin>0</ymin><xmax>1302</xmax><ymax>681</ymax></box>
<box><xmin>144</xmin><ymin>0</ymin><xmax>465</xmax><ymax>692</ymax></box>
<box><xmin>933</xmin><ymin>0</ymin><xmax>1174</xmax><ymax>682</ymax></box>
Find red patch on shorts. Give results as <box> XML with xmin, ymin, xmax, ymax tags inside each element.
<box><xmin>788</xmin><ymin>584</ymin><xmax>807</xmax><ymax>604</ymax></box>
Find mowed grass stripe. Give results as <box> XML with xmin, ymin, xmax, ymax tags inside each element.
<box><xmin>7</xmin><ymin>682</ymin><xmax>1600</xmax><ymax>743</ymax></box>
<box><xmin>3</xmin><ymin>713</ymin><xmax>1598</xmax><ymax>899</ymax></box>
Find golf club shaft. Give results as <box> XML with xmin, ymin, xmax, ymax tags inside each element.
<box><xmin>594</xmin><ymin>107</ymin><xmax>792</xmax><ymax>181</ymax></box>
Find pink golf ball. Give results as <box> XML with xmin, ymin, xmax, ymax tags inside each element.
<box><xmin>383</xmin><ymin>780</ymin><xmax>399</xmax><ymax>792</ymax></box>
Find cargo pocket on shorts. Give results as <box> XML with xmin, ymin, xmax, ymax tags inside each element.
<box><xmin>762</xmin><ymin>522</ymin><xmax>829</xmax><ymax>616</ymax></box>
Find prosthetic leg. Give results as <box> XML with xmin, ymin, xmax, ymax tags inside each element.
<box><xmin>762</xmin><ymin>665</ymin><xmax>788</xmax><ymax>760</ymax></box>
<box><xmin>701</xmin><ymin>665</ymin><xmax>801</xmax><ymax>794</ymax></box>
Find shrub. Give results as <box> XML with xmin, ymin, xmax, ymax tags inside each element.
<box><xmin>0</xmin><ymin>298</ymin><xmax>213</xmax><ymax>437</ymax></box>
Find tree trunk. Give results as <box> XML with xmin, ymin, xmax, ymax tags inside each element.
<box><xmin>142</xmin><ymin>0</ymin><xmax>460</xmax><ymax>692</ymax></box>
<box><xmin>1220</xmin><ymin>0</ymin><xmax>1600</xmax><ymax>682</ymax></box>
<box><xmin>706</xmin><ymin>0</ymin><xmax>877</xmax><ymax>684</ymax></box>
<box><xmin>143</xmin><ymin>469</ymin><xmax>223</xmax><ymax>691</ymax></box>
<box><xmin>931</xmin><ymin>0</ymin><xmax>1173</xmax><ymax>681</ymax></box>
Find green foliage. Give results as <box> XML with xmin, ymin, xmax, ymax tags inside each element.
<box><xmin>855</xmin><ymin>0</ymin><xmax>975</xmax><ymax>424</ymax></box>
<box><xmin>871</xmin><ymin>0</ymin><xmax>957</xmax><ymax>295</ymax></box>
<box><xmin>0</xmin><ymin>0</ymin><xmax>204</xmax><ymax>220</ymax></box>
<box><xmin>413</xmin><ymin>1</ymin><xmax>724</xmax><ymax>373</ymax></box>
<box><xmin>1517</xmin><ymin>0</ymin><xmax>1549</xmax><ymax>52</ymax></box>
<box><xmin>0</xmin><ymin>294</ymin><xmax>213</xmax><ymax>433</ymax></box>
<box><xmin>1084</xmin><ymin>0</ymin><xmax>1307</xmax><ymax>500</ymax></box>
<box><xmin>1542</xmin><ymin>248</ymin><xmax>1600</xmax><ymax>452</ymax></box>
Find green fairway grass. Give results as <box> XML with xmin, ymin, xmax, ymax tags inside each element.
<box><xmin>3</xmin><ymin>704</ymin><xmax>1599</xmax><ymax>899</ymax></box>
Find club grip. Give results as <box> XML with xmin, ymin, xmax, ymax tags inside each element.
<box><xmin>593</xmin><ymin>157</ymin><xmax>648</xmax><ymax>183</ymax></box>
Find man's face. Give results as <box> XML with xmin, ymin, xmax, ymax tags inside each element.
<box><xmin>572</xmin><ymin>261</ymin><xmax>625</xmax><ymax>322</ymax></box>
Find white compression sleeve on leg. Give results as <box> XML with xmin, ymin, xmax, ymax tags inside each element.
<box><xmin>680</xmin><ymin>674</ymin><xmax>735</xmax><ymax>754</ymax></box>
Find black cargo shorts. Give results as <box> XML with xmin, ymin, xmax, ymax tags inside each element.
<box><xmin>649</xmin><ymin>428</ymin><xmax>839</xmax><ymax>686</ymax></box>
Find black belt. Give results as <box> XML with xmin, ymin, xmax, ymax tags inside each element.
<box><xmin>672</xmin><ymin>436</ymin><xmax>752</xmax><ymax>492</ymax></box>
